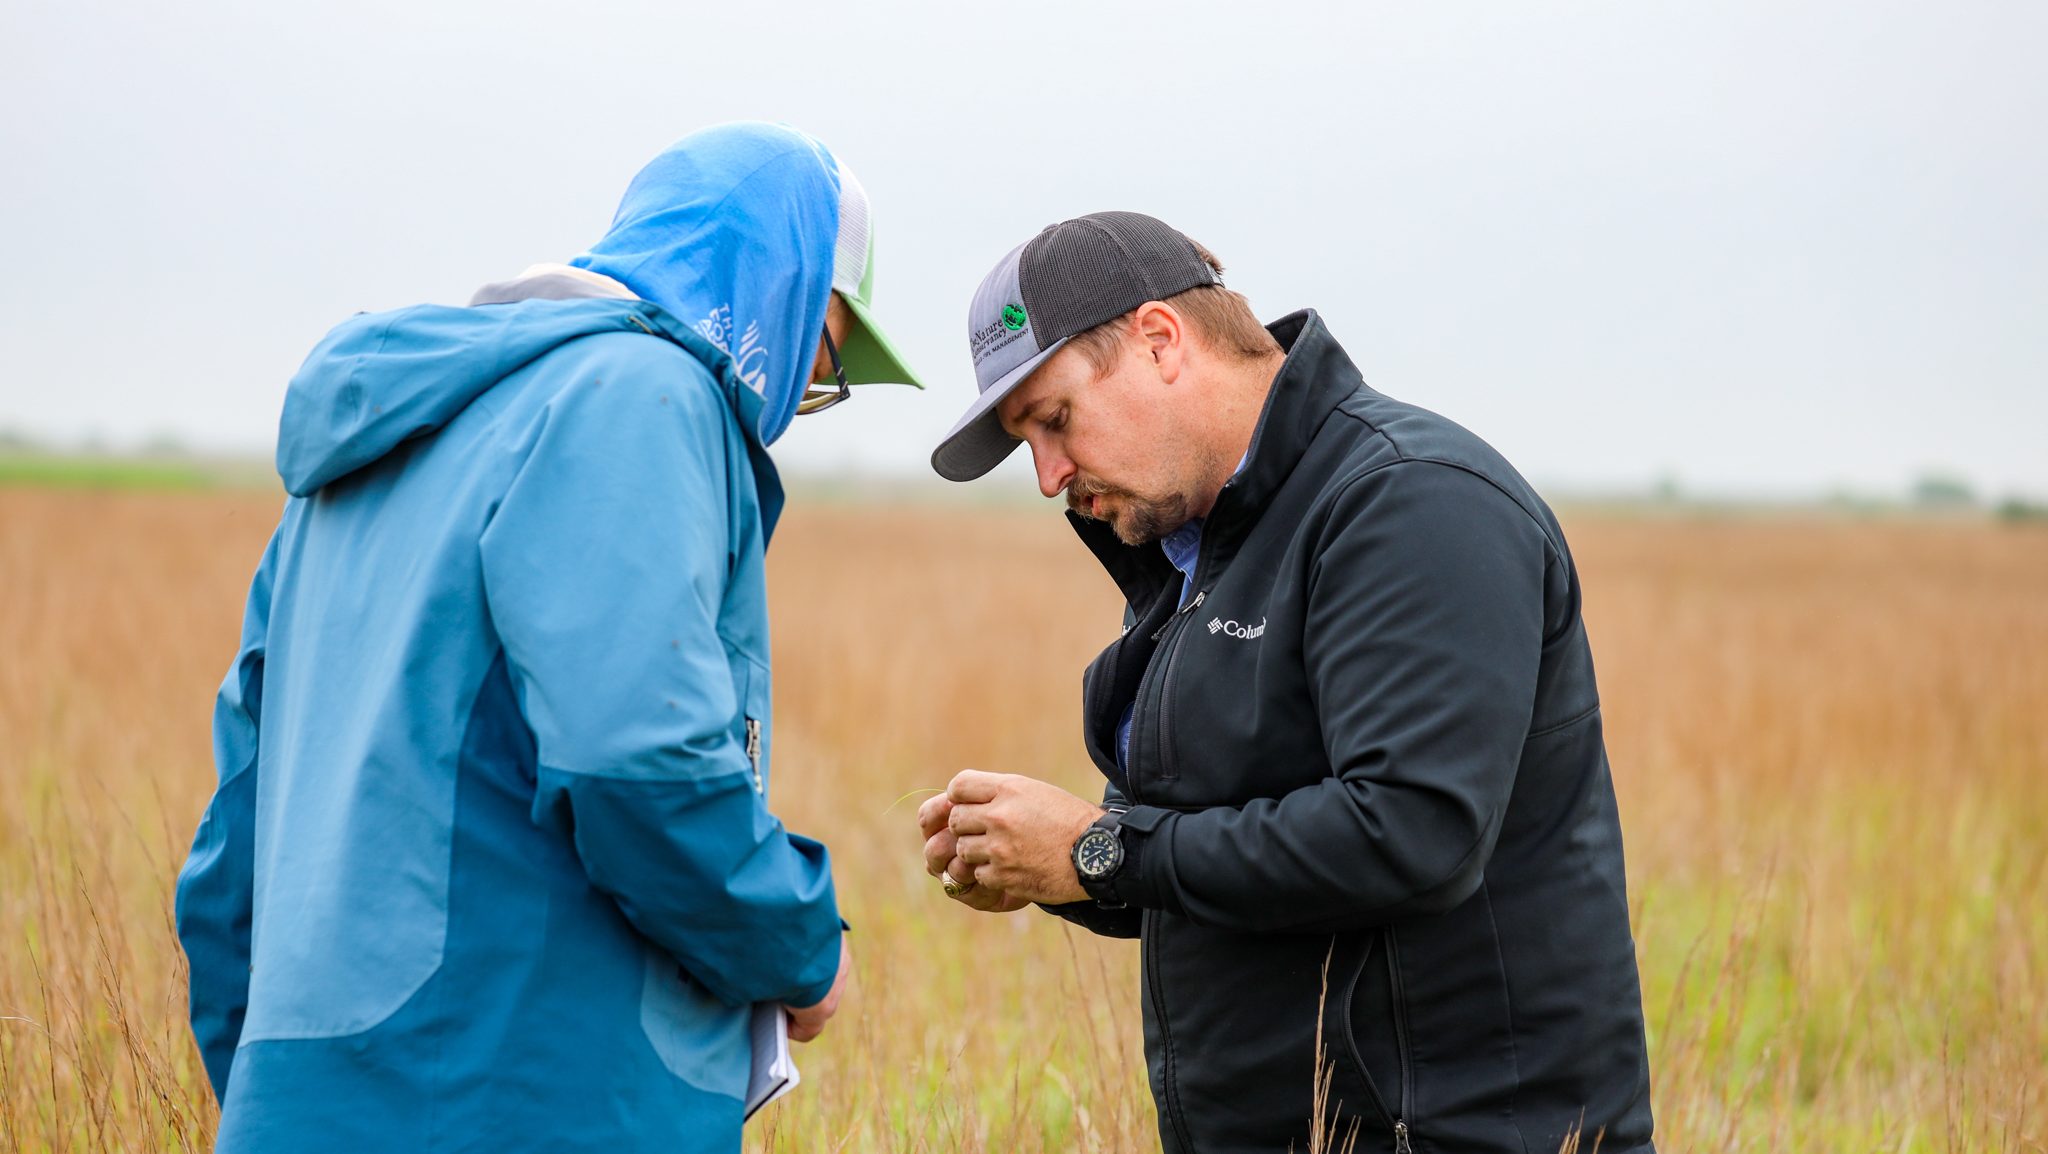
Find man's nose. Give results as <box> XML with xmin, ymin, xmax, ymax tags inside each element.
<box><xmin>1033</xmin><ymin>447</ymin><xmax>1074</xmax><ymax>499</ymax></box>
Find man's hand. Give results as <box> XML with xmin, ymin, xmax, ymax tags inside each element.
<box><xmin>783</xmin><ymin>935</ymin><xmax>850</xmax><ymax>1044</ymax></box>
<box><xmin>944</xmin><ymin>770</ymin><xmax>1103</xmax><ymax>906</ymax></box>
<box><xmin>918</xmin><ymin>791</ymin><xmax>1031</xmax><ymax>913</ymax></box>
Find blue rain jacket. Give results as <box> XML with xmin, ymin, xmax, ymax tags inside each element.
<box><xmin>176</xmin><ymin>124</ymin><xmax>848</xmax><ymax>1153</ymax></box>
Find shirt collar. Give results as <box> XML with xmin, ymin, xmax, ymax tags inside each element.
<box><xmin>1156</xmin><ymin>448</ymin><xmax>1250</xmax><ymax>581</ymax></box>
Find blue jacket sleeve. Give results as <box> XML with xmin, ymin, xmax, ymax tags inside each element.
<box><xmin>479</xmin><ymin>363</ymin><xmax>841</xmax><ymax>1010</ymax></box>
<box><xmin>175</xmin><ymin>528</ymin><xmax>280</xmax><ymax>1101</ymax></box>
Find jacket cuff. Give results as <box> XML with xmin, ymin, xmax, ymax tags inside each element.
<box><xmin>1105</xmin><ymin>805</ymin><xmax>1183</xmax><ymax>912</ymax></box>
<box><xmin>1035</xmin><ymin>898</ymin><xmax>1143</xmax><ymax>939</ymax></box>
<box><xmin>784</xmin><ymin>930</ymin><xmax>843</xmax><ymax>1009</ymax></box>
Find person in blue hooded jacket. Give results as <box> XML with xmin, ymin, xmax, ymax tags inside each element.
<box><xmin>173</xmin><ymin>122</ymin><xmax>924</xmax><ymax>1153</ymax></box>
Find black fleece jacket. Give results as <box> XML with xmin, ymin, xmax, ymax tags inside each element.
<box><xmin>1045</xmin><ymin>311</ymin><xmax>1655</xmax><ymax>1154</ymax></box>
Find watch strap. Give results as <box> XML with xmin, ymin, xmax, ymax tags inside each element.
<box><xmin>1077</xmin><ymin>807</ymin><xmax>1128</xmax><ymax>907</ymax></box>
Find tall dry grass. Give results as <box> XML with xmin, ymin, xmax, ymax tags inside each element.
<box><xmin>1</xmin><ymin>487</ymin><xmax>2043</xmax><ymax>1152</ymax></box>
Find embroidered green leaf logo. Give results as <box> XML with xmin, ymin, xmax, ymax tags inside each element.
<box><xmin>1001</xmin><ymin>303</ymin><xmax>1028</xmax><ymax>331</ymax></box>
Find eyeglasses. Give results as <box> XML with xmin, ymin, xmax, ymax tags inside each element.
<box><xmin>796</xmin><ymin>325</ymin><xmax>852</xmax><ymax>416</ymax></box>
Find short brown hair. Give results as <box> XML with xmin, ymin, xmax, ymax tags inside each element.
<box><xmin>1063</xmin><ymin>241</ymin><xmax>1280</xmax><ymax>377</ymax></box>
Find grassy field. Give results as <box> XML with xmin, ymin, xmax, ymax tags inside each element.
<box><xmin>0</xmin><ymin>454</ymin><xmax>265</xmax><ymax>492</ymax></box>
<box><xmin>1</xmin><ymin>485</ymin><xmax>2044</xmax><ymax>1152</ymax></box>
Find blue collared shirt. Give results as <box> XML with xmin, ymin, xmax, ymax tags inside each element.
<box><xmin>1158</xmin><ymin>518</ymin><xmax>1206</xmax><ymax>608</ymax></box>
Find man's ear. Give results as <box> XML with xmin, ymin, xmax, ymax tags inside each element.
<box><xmin>1133</xmin><ymin>301</ymin><xmax>1186</xmax><ymax>385</ymax></box>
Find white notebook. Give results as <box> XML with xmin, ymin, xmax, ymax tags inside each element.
<box><xmin>744</xmin><ymin>1003</ymin><xmax>801</xmax><ymax>1120</ymax></box>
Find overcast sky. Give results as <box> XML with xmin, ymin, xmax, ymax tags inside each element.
<box><xmin>3</xmin><ymin>0</ymin><xmax>2042</xmax><ymax>499</ymax></box>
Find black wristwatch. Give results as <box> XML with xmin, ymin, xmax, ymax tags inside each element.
<box><xmin>1071</xmin><ymin>807</ymin><xmax>1129</xmax><ymax>907</ymax></box>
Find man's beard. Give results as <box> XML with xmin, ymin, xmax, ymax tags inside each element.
<box><xmin>1068</xmin><ymin>474</ymin><xmax>1192</xmax><ymax>546</ymax></box>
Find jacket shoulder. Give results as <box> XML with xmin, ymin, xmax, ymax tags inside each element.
<box><xmin>1324</xmin><ymin>388</ymin><xmax>1563</xmax><ymax>548</ymax></box>
<box><xmin>485</xmin><ymin>329</ymin><xmax>733</xmax><ymax>451</ymax></box>
<box><xmin>529</xmin><ymin>330</ymin><xmax>723</xmax><ymax>405</ymax></box>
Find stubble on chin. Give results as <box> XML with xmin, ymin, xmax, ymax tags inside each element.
<box><xmin>1068</xmin><ymin>475</ymin><xmax>1192</xmax><ymax>547</ymax></box>
<box><xmin>1112</xmin><ymin>494</ymin><xmax>1191</xmax><ymax>545</ymax></box>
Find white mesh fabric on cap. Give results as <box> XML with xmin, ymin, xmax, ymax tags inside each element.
<box><xmin>831</xmin><ymin>159</ymin><xmax>871</xmax><ymax>297</ymax></box>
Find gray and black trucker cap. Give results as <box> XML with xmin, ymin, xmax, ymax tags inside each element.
<box><xmin>930</xmin><ymin>211</ymin><xmax>1220</xmax><ymax>482</ymax></box>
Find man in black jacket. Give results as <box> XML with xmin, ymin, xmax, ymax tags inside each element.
<box><xmin>918</xmin><ymin>212</ymin><xmax>1655</xmax><ymax>1154</ymax></box>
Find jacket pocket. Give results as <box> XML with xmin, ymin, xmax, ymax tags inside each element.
<box><xmin>638</xmin><ymin>946</ymin><xmax>750</xmax><ymax>1098</ymax></box>
<box><xmin>240</xmin><ymin>751</ymin><xmax>455</xmax><ymax>1043</ymax></box>
<box><xmin>1338</xmin><ymin>930</ymin><xmax>1415</xmax><ymax>1152</ymax></box>
<box><xmin>739</xmin><ymin>656</ymin><xmax>770</xmax><ymax>793</ymax></box>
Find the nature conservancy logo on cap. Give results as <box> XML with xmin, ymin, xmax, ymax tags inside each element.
<box><xmin>970</xmin><ymin>303</ymin><xmax>1033</xmax><ymax>368</ymax></box>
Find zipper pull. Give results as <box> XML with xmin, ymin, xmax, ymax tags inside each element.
<box><xmin>745</xmin><ymin>718</ymin><xmax>763</xmax><ymax>794</ymax></box>
<box><xmin>1151</xmin><ymin>589</ymin><xmax>1209</xmax><ymax>640</ymax></box>
<box><xmin>1394</xmin><ymin>1120</ymin><xmax>1412</xmax><ymax>1154</ymax></box>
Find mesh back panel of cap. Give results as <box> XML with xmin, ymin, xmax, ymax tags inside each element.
<box><xmin>1015</xmin><ymin>212</ymin><xmax>1215</xmax><ymax>348</ymax></box>
<box><xmin>832</xmin><ymin>159</ymin><xmax>870</xmax><ymax>296</ymax></box>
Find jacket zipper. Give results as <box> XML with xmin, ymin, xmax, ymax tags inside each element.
<box><xmin>1127</xmin><ymin>587</ymin><xmax>1203</xmax><ymax>1150</ymax></box>
<box><xmin>744</xmin><ymin>718</ymin><xmax>763</xmax><ymax>794</ymax></box>
<box><xmin>1148</xmin><ymin>587</ymin><xmax>1206</xmax><ymax>641</ymax></box>
<box><xmin>1145</xmin><ymin>590</ymin><xmax>1204</xmax><ymax>782</ymax></box>
<box><xmin>1125</xmin><ymin>589</ymin><xmax>1206</xmax><ymax>804</ymax></box>
<box><xmin>1141</xmin><ymin>908</ymin><xmax>1196</xmax><ymax>1153</ymax></box>
<box><xmin>1388</xmin><ymin>929</ymin><xmax>1415</xmax><ymax>1153</ymax></box>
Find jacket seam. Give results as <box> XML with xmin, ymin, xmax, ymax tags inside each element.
<box><xmin>1482</xmin><ymin>880</ymin><xmax>1529</xmax><ymax>1153</ymax></box>
<box><xmin>535</xmin><ymin>763</ymin><xmax>758</xmax><ymax>789</ymax></box>
<box><xmin>1154</xmin><ymin>827</ymin><xmax>1196</xmax><ymax>1150</ymax></box>
<box><xmin>1144</xmin><ymin>908</ymin><xmax>1197</xmax><ymax>1154</ymax></box>
<box><xmin>1322</xmin><ymin>408</ymin><xmax>1562</xmax><ymax>549</ymax></box>
<box><xmin>425</xmin><ymin>659</ymin><xmax>505</xmax><ymax>1150</ymax></box>
<box><xmin>1527</xmin><ymin>702</ymin><xmax>1601</xmax><ymax>740</ymax></box>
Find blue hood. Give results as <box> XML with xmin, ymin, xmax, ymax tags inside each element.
<box><xmin>277</xmin><ymin>122</ymin><xmax>845</xmax><ymax>497</ymax></box>
<box><xmin>275</xmin><ymin>297</ymin><xmax>743</xmax><ymax>497</ymax></box>
<box><xmin>572</xmin><ymin>122</ymin><xmax>844</xmax><ymax>447</ymax></box>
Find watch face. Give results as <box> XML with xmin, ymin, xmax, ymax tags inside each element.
<box><xmin>1076</xmin><ymin>828</ymin><xmax>1122</xmax><ymax>879</ymax></box>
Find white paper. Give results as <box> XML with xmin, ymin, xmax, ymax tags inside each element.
<box><xmin>744</xmin><ymin>1003</ymin><xmax>801</xmax><ymax>1121</ymax></box>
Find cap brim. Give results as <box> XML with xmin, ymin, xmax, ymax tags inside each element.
<box><xmin>835</xmin><ymin>292</ymin><xmax>925</xmax><ymax>390</ymax></box>
<box><xmin>928</xmin><ymin>336</ymin><xmax>1068</xmax><ymax>482</ymax></box>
